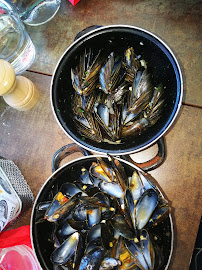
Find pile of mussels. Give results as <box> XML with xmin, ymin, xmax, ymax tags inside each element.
<box><xmin>71</xmin><ymin>47</ymin><xmax>165</xmax><ymax>143</ymax></box>
<box><xmin>36</xmin><ymin>157</ymin><xmax>170</xmax><ymax>270</ymax></box>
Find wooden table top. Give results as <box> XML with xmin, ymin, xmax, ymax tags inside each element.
<box><xmin>0</xmin><ymin>1</ymin><xmax>201</xmax><ymax>269</ymax></box>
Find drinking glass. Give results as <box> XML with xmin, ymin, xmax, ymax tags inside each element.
<box><xmin>0</xmin><ymin>0</ymin><xmax>35</xmax><ymax>75</ymax></box>
<box><xmin>8</xmin><ymin>0</ymin><xmax>61</xmax><ymax>26</ymax></box>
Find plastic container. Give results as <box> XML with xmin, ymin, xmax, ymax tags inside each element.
<box><xmin>0</xmin><ymin>166</ymin><xmax>22</xmax><ymax>232</ymax></box>
<box><xmin>0</xmin><ymin>245</ymin><xmax>41</xmax><ymax>270</ymax></box>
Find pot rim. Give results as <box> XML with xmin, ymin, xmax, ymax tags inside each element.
<box><xmin>30</xmin><ymin>154</ymin><xmax>174</xmax><ymax>270</ymax></box>
<box><xmin>50</xmin><ymin>24</ymin><xmax>183</xmax><ymax>155</ymax></box>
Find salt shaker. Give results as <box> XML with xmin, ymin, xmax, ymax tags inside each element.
<box><xmin>0</xmin><ymin>59</ymin><xmax>39</xmax><ymax>111</ymax></box>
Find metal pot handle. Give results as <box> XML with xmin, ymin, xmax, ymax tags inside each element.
<box><xmin>120</xmin><ymin>137</ymin><xmax>166</xmax><ymax>172</ymax></box>
<box><xmin>52</xmin><ymin>143</ymin><xmax>91</xmax><ymax>172</ymax></box>
<box><xmin>74</xmin><ymin>25</ymin><xmax>103</xmax><ymax>41</ymax></box>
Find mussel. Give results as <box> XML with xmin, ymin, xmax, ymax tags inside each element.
<box><xmin>70</xmin><ymin>47</ymin><xmax>164</xmax><ymax>144</ymax></box>
<box><xmin>36</xmin><ymin>157</ymin><xmax>170</xmax><ymax>269</ymax></box>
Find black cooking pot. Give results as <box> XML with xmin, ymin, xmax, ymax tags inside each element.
<box><xmin>51</xmin><ymin>25</ymin><xmax>183</xmax><ymax>161</ymax></box>
<box><xmin>31</xmin><ymin>144</ymin><xmax>174</xmax><ymax>270</ymax></box>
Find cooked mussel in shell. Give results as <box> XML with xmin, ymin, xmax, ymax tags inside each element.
<box><xmin>70</xmin><ymin>47</ymin><xmax>165</xmax><ymax>144</ymax></box>
<box><xmin>36</xmin><ymin>157</ymin><xmax>171</xmax><ymax>269</ymax></box>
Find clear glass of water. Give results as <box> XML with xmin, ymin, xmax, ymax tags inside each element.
<box><xmin>8</xmin><ymin>0</ymin><xmax>61</xmax><ymax>26</ymax></box>
<box><xmin>0</xmin><ymin>0</ymin><xmax>35</xmax><ymax>75</ymax></box>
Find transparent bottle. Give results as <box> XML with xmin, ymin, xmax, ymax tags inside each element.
<box><xmin>0</xmin><ymin>0</ymin><xmax>35</xmax><ymax>75</ymax></box>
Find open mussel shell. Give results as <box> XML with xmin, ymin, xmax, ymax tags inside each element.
<box><xmin>140</xmin><ymin>229</ymin><xmax>155</xmax><ymax>270</ymax></box>
<box><xmin>89</xmin><ymin>161</ymin><xmax>114</xmax><ymax>183</ymax></box>
<box><xmin>85</xmin><ymin>238</ymin><xmax>103</xmax><ymax>254</ymax></box>
<box><xmin>87</xmin><ymin>207</ymin><xmax>101</xmax><ymax>227</ymax></box>
<box><xmin>146</xmin><ymin>205</ymin><xmax>170</xmax><ymax>229</ymax></box>
<box><xmin>79</xmin><ymin>247</ymin><xmax>106</xmax><ymax>270</ymax></box>
<box><xmin>136</xmin><ymin>188</ymin><xmax>158</xmax><ymax>230</ymax></box>
<box><xmin>128</xmin><ymin>171</ymin><xmax>144</xmax><ymax>202</ymax></box>
<box><xmin>110</xmin><ymin>214</ymin><xmax>136</xmax><ymax>240</ymax></box>
<box><xmin>86</xmin><ymin>222</ymin><xmax>114</xmax><ymax>250</ymax></box>
<box><xmin>51</xmin><ymin>232</ymin><xmax>80</xmax><ymax>265</ymax></box>
<box><xmin>124</xmin><ymin>229</ymin><xmax>155</xmax><ymax>270</ymax></box>
<box><xmin>79</xmin><ymin>167</ymin><xmax>94</xmax><ymax>185</ymax></box>
<box><xmin>100</xmin><ymin>257</ymin><xmax>121</xmax><ymax>270</ymax></box>
<box><xmin>67</xmin><ymin>218</ymin><xmax>90</xmax><ymax>231</ymax></box>
<box><xmin>37</xmin><ymin>201</ymin><xmax>52</xmax><ymax>211</ymax></box>
<box><xmin>56</xmin><ymin>222</ymin><xmax>77</xmax><ymax>240</ymax></box>
<box><xmin>124</xmin><ymin>188</ymin><xmax>137</xmax><ymax>231</ymax></box>
<box><xmin>45</xmin><ymin>192</ymin><xmax>81</xmax><ymax>222</ymax></box>
<box><xmin>60</xmin><ymin>183</ymin><xmax>85</xmax><ymax>198</ymax></box>
<box><xmin>125</xmin><ymin>238</ymin><xmax>149</xmax><ymax>270</ymax></box>
<box><xmin>72</xmin><ymin>202</ymin><xmax>101</xmax><ymax>227</ymax></box>
<box><xmin>31</xmin><ymin>155</ymin><xmax>173</xmax><ymax>270</ymax></box>
<box><xmin>99</xmin><ymin>180</ymin><xmax>124</xmax><ymax>199</ymax></box>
